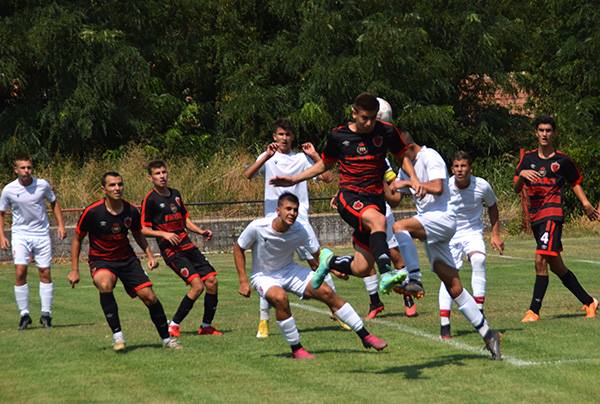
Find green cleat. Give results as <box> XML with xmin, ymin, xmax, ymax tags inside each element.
<box><xmin>378</xmin><ymin>268</ymin><xmax>408</xmax><ymax>294</ymax></box>
<box><xmin>311</xmin><ymin>248</ymin><xmax>334</xmax><ymax>289</ymax></box>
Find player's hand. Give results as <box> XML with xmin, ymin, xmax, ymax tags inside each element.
<box><xmin>414</xmin><ymin>182</ymin><xmax>427</xmax><ymax>199</ymax></box>
<box><xmin>266</xmin><ymin>142</ymin><xmax>279</xmax><ymax>157</ymax></box>
<box><xmin>519</xmin><ymin>169</ymin><xmax>541</xmax><ymax>182</ymax></box>
<box><xmin>583</xmin><ymin>203</ymin><xmax>599</xmax><ymax>221</ymax></box>
<box><xmin>147</xmin><ymin>256</ymin><xmax>159</xmax><ymax>271</ymax></box>
<box><xmin>301</xmin><ymin>142</ymin><xmax>318</xmax><ymax>158</ymax></box>
<box><xmin>201</xmin><ymin>229</ymin><xmax>213</xmax><ymax>240</ymax></box>
<box><xmin>391</xmin><ymin>178</ymin><xmax>411</xmax><ymax>191</ymax></box>
<box><xmin>491</xmin><ymin>235</ymin><xmax>505</xmax><ymax>255</ymax></box>
<box><xmin>0</xmin><ymin>237</ymin><xmax>9</xmax><ymax>249</ymax></box>
<box><xmin>331</xmin><ymin>269</ymin><xmax>349</xmax><ymax>280</ymax></box>
<box><xmin>68</xmin><ymin>270</ymin><xmax>80</xmax><ymax>288</ymax></box>
<box><xmin>163</xmin><ymin>232</ymin><xmax>181</xmax><ymax>245</ymax></box>
<box><xmin>270</xmin><ymin>176</ymin><xmax>296</xmax><ymax>187</ymax></box>
<box><xmin>329</xmin><ymin>195</ymin><xmax>338</xmax><ymax>210</ymax></box>
<box><xmin>238</xmin><ymin>281</ymin><xmax>251</xmax><ymax>298</ymax></box>
<box><xmin>57</xmin><ymin>226</ymin><xmax>66</xmax><ymax>240</ymax></box>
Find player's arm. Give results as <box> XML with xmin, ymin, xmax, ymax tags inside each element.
<box><xmin>384</xmin><ymin>180</ymin><xmax>402</xmax><ymax>208</ymax></box>
<box><xmin>243</xmin><ymin>143</ymin><xmax>278</xmax><ymax>179</ymax></box>
<box><xmin>270</xmin><ymin>159</ymin><xmax>333</xmax><ymax>187</ymax></box>
<box><xmin>514</xmin><ymin>170</ymin><xmax>540</xmax><ymax>193</ymax></box>
<box><xmin>185</xmin><ymin>217</ymin><xmax>212</xmax><ymax>240</ymax></box>
<box><xmin>69</xmin><ymin>233</ymin><xmax>84</xmax><ymax>288</ymax></box>
<box><xmin>487</xmin><ymin>204</ymin><xmax>505</xmax><ymax>254</ymax></box>
<box><xmin>141</xmin><ymin>225</ymin><xmax>182</xmax><ymax>246</ymax></box>
<box><xmin>233</xmin><ymin>243</ymin><xmax>251</xmax><ymax>297</ymax></box>
<box><xmin>50</xmin><ymin>200</ymin><xmax>66</xmax><ymax>240</ymax></box>
<box><xmin>572</xmin><ymin>184</ymin><xmax>599</xmax><ymax>220</ymax></box>
<box><xmin>0</xmin><ymin>211</ymin><xmax>9</xmax><ymax>249</ymax></box>
<box><xmin>301</xmin><ymin>142</ymin><xmax>334</xmax><ymax>183</ymax></box>
<box><xmin>132</xmin><ymin>229</ymin><xmax>158</xmax><ymax>270</ymax></box>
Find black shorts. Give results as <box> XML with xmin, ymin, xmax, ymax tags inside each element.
<box><xmin>336</xmin><ymin>190</ymin><xmax>385</xmax><ymax>246</ymax></box>
<box><xmin>164</xmin><ymin>247</ymin><xmax>217</xmax><ymax>284</ymax></box>
<box><xmin>532</xmin><ymin>220</ymin><xmax>563</xmax><ymax>256</ymax></box>
<box><xmin>89</xmin><ymin>257</ymin><xmax>152</xmax><ymax>298</ymax></box>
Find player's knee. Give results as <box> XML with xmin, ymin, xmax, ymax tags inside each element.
<box><xmin>267</xmin><ymin>289</ymin><xmax>288</xmax><ymax>308</ymax></box>
<box><xmin>38</xmin><ymin>268</ymin><xmax>52</xmax><ymax>283</ymax></box>
<box><xmin>138</xmin><ymin>288</ymin><xmax>157</xmax><ymax>306</ymax></box>
<box><xmin>534</xmin><ymin>256</ymin><xmax>548</xmax><ymax>274</ymax></box>
<box><xmin>204</xmin><ymin>276</ymin><xmax>218</xmax><ymax>292</ymax></box>
<box><xmin>470</xmin><ymin>253</ymin><xmax>486</xmax><ymax>269</ymax></box>
<box><xmin>392</xmin><ymin>221</ymin><xmax>405</xmax><ymax>233</ymax></box>
<box><xmin>95</xmin><ymin>281</ymin><xmax>114</xmax><ymax>293</ymax></box>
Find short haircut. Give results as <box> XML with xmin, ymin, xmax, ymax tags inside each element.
<box><xmin>533</xmin><ymin>115</ymin><xmax>556</xmax><ymax>130</ymax></box>
<box><xmin>353</xmin><ymin>92</ymin><xmax>380</xmax><ymax>112</ymax></box>
<box><xmin>101</xmin><ymin>171</ymin><xmax>122</xmax><ymax>187</ymax></box>
<box><xmin>278</xmin><ymin>192</ymin><xmax>299</xmax><ymax>207</ymax></box>
<box><xmin>13</xmin><ymin>155</ymin><xmax>33</xmax><ymax>167</ymax></box>
<box><xmin>147</xmin><ymin>160</ymin><xmax>167</xmax><ymax>175</ymax></box>
<box><xmin>273</xmin><ymin>118</ymin><xmax>294</xmax><ymax>134</ymax></box>
<box><xmin>453</xmin><ymin>150</ymin><xmax>472</xmax><ymax>165</ymax></box>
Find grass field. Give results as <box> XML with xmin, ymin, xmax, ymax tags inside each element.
<box><xmin>1</xmin><ymin>236</ymin><xmax>600</xmax><ymax>403</ymax></box>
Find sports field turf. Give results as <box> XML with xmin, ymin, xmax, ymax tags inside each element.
<box><xmin>1</xmin><ymin>236</ymin><xmax>599</xmax><ymax>403</ymax></box>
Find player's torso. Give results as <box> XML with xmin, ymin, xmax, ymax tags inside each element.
<box><xmin>263</xmin><ymin>152</ymin><xmax>310</xmax><ymax>219</ymax></box>
<box><xmin>86</xmin><ymin>201</ymin><xmax>136</xmax><ymax>260</ymax></box>
<box><xmin>4</xmin><ymin>178</ymin><xmax>51</xmax><ymax>233</ymax></box>
<box><xmin>413</xmin><ymin>147</ymin><xmax>453</xmax><ymax>214</ymax></box>
<box><xmin>143</xmin><ymin>189</ymin><xmax>192</xmax><ymax>253</ymax></box>
<box><xmin>450</xmin><ymin>176</ymin><xmax>485</xmax><ymax>235</ymax></box>
<box><xmin>251</xmin><ymin>219</ymin><xmax>305</xmax><ymax>272</ymax></box>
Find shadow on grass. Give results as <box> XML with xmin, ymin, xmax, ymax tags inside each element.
<box><xmin>548</xmin><ymin>313</ymin><xmax>583</xmax><ymax>320</ymax></box>
<box><xmin>105</xmin><ymin>343</ymin><xmax>164</xmax><ymax>353</ymax></box>
<box><xmin>263</xmin><ymin>347</ymin><xmax>373</xmax><ymax>359</ymax></box>
<box><xmin>48</xmin><ymin>322</ymin><xmax>96</xmax><ymax>329</ymax></box>
<box><xmin>354</xmin><ymin>354</ymin><xmax>483</xmax><ymax>379</ymax></box>
<box><xmin>298</xmin><ymin>325</ymin><xmax>345</xmax><ymax>333</ymax></box>
<box><xmin>452</xmin><ymin>326</ymin><xmax>523</xmax><ymax>338</ymax></box>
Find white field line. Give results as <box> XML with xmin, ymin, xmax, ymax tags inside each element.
<box><xmin>291</xmin><ymin>302</ymin><xmax>600</xmax><ymax>367</ymax></box>
<box><xmin>494</xmin><ymin>254</ymin><xmax>600</xmax><ymax>266</ymax></box>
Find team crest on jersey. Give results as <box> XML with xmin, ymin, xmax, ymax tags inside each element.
<box><xmin>180</xmin><ymin>267</ymin><xmax>189</xmax><ymax>278</ymax></box>
<box><xmin>550</xmin><ymin>162</ymin><xmax>560</xmax><ymax>173</ymax></box>
<box><xmin>373</xmin><ymin>135</ymin><xmax>383</xmax><ymax>148</ymax></box>
<box><xmin>123</xmin><ymin>217</ymin><xmax>132</xmax><ymax>229</ymax></box>
<box><xmin>111</xmin><ymin>223</ymin><xmax>121</xmax><ymax>234</ymax></box>
<box><xmin>352</xmin><ymin>200</ymin><xmax>364</xmax><ymax>210</ymax></box>
<box><xmin>170</xmin><ymin>203</ymin><xmax>178</xmax><ymax>213</ymax></box>
<box><xmin>356</xmin><ymin>143</ymin><xmax>368</xmax><ymax>155</ymax></box>
<box><xmin>538</xmin><ymin>166</ymin><xmax>547</xmax><ymax>177</ymax></box>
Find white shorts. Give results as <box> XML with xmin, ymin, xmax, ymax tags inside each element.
<box><xmin>11</xmin><ymin>234</ymin><xmax>52</xmax><ymax>268</ymax></box>
<box><xmin>385</xmin><ymin>204</ymin><xmax>399</xmax><ymax>249</ymax></box>
<box><xmin>449</xmin><ymin>234</ymin><xmax>487</xmax><ymax>269</ymax></box>
<box><xmin>415</xmin><ymin>211</ymin><xmax>456</xmax><ymax>269</ymax></box>
<box><xmin>251</xmin><ymin>263</ymin><xmax>314</xmax><ymax>299</ymax></box>
<box><xmin>295</xmin><ymin>219</ymin><xmax>320</xmax><ymax>260</ymax></box>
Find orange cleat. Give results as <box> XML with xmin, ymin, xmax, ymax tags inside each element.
<box><xmin>168</xmin><ymin>323</ymin><xmax>181</xmax><ymax>338</ymax></box>
<box><xmin>583</xmin><ymin>298</ymin><xmax>598</xmax><ymax>319</ymax></box>
<box><xmin>197</xmin><ymin>325</ymin><xmax>224</xmax><ymax>335</ymax></box>
<box><xmin>520</xmin><ymin>310</ymin><xmax>540</xmax><ymax>323</ymax></box>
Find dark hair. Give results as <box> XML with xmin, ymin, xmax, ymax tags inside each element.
<box><xmin>101</xmin><ymin>171</ymin><xmax>122</xmax><ymax>186</ymax></box>
<box><xmin>453</xmin><ymin>150</ymin><xmax>472</xmax><ymax>165</ymax></box>
<box><xmin>353</xmin><ymin>92</ymin><xmax>380</xmax><ymax>112</ymax></box>
<box><xmin>273</xmin><ymin>118</ymin><xmax>294</xmax><ymax>134</ymax></box>
<box><xmin>533</xmin><ymin>115</ymin><xmax>556</xmax><ymax>130</ymax></box>
<box><xmin>147</xmin><ymin>160</ymin><xmax>167</xmax><ymax>175</ymax></box>
<box><xmin>13</xmin><ymin>155</ymin><xmax>33</xmax><ymax>167</ymax></box>
<box><xmin>278</xmin><ymin>192</ymin><xmax>299</xmax><ymax>206</ymax></box>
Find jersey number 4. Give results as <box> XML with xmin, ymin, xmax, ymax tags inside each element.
<box><xmin>540</xmin><ymin>232</ymin><xmax>549</xmax><ymax>245</ymax></box>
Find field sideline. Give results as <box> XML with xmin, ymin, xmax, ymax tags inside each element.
<box><xmin>1</xmin><ymin>236</ymin><xmax>599</xmax><ymax>403</ymax></box>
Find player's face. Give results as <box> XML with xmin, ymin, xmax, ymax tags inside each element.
<box><xmin>103</xmin><ymin>176</ymin><xmax>124</xmax><ymax>200</ymax></box>
<box><xmin>149</xmin><ymin>166</ymin><xmax>168</xmax><ymax>188</ymax></box>
<box><xmin>452</xmin><ymin>159</ymin><xmax>471</xmax><ymax>182</ymax></box>
<box><xmin>535</xmin><ymin>123</ymin><xmax>555</xmax><ymax>147</ymax></box>
<box><xmin>272</xmin><ymin>127</ymin><xmax>294</xmax><ymax>153</ymax></box>
<box><xmin>277</xmin><ymin>200</ymin><xmax>299</xmax><ymax>226</ymax></box>
<box><xmin>14</xmin><ymin>160</ymin><xmax>33</xmax><ymax>181</ymax></box>
<box><xmin>352</xmin><ymin>107</ymin><xmax>378</xmax><ymax>134</ymax></box>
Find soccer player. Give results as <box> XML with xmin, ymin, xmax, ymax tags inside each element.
<box><xmin>234</xmin><ymin>192</ymin><xmax>388</xmax><ymax>359</ymax></box>
<box><xmin>271</xmin><ymin>92</ymin><xmax>420</xmax><ymax>295</ymax></box>
<box><xmin>141</xmin><ymin>160</ymin><xmax>222</xmax><ymax>337</ymax></box>
<box><xmin>390</xmin><ymin>139</ymin><xmax>502</xmax><ymax>359</ymax></box>
<box><xmin>69</xmin><ymin>172</ymin><xmax>180</xmax><ymax>351</ymax></box>
<box><xmin>0</xmin><ymin>155</ymin><xmax>65</xmax><ymax>330</ymax></box>
<box><xmin>438</xmin><ymin>151</ymin><xmax>505</xmax><ymax>339</ymax></box>
<box><xmin>515</xmin><ymin>115</ymin><xmax>598</xmax><ymax>321</ymax></box>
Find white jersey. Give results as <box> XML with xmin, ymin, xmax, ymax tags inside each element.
<box><xmin>0</xmin><ymin>177</ymin><xmax>56</xmax><ymax>237</ymax></box>
<box><xmin>257</xmin><ymin>151</ymin><xmax>314</xmax><ymax>220</ymax></box>
<box><xmin>449</xmin><ymin>175</ymin><xmax>497</xmax><ymax>238</ymax></box>
<box><xmin>237</xmin><ymin>217</ymin><xmax>318</xmax><ymax>274</ymax></box>
<box><xmin>399</xmin><ymin>146</ymin><xmax>457</xmax><ymax>215</ymax></box>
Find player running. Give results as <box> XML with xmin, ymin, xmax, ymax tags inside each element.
<box><xmin>141</xmin><ymin>160</ymin><xmax>222</xmax><ymax>337</ymax></box>
<box><xmin>515</xmin><ymin>115</ymin><xmax>598</xmax><ymax>322</ymax></box>
<box><xmin>234</xmin><ymin>192</ymin><xmax>388</xmax><ymax>359</ymax></box>
<box><xmin>438</xmin><ymin>151</ymin><xmax>504</xmax><ymax>339</ymax></box>
<box><xmin>69</xmin><ymin>172</ymin><xmax>180</xmax><ymax>351</ymax></box>
<box><xmin>0</xmin><ymin>155</ymin><xmax>65</xmax><ymax>329</ymax></box>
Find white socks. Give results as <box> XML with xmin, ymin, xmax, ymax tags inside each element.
<box><xmin>394</xmin><ymin>230</ymin><xmax>421</xmax><ymax>280</ymax></box>
<box><xmin>277</xmin><ymin>317</ymin><xmax>300</xmax><ymax>346</ymax></box>
<box><xmin>259</xmin><ymin>297</ymin><xmax>270</xmax><ymax>321</ymax></box>
<box><xmin>334</xmin><ymin>303</ymin><xmax>364</xmax><ymax>332</ymax></box>
<box><xmin>14</xmin><ymin>284</ymin><xmax>29</xmax><ymax>316</ymax></box>
<box><xmin>324</xmin><ymin>274</ymin><xmax>336</xmax><ymax>292</ymax></box>
<box><xmin>470</xmin><ymin>253</ymin><xmax>487</xmax><ymax>309</ymax></box>
<box><xmin>363</xmin><ymin>274</ymin><xmax>379</xmax><ymax>295</ymax></box>
<box><xmin>438</xmin><ymin>282</ymin><xmax>452</xmax><ymax>325</ymax></box>
<box><xmin>454</xmin><ymin>289</ymin><xmax>489</xmax><ymax>337</ymax></box>
<box><xmin>39</xmin><ymin>282</ymin><xmax>53</xmax><ymax>314</ymax></box>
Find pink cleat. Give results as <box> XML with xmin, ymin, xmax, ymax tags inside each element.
<box><xmin>292</xmin><ymin>347</ymin><xmax>315</xmax><ymax>359</ymax></box>
<box><xmin>365</xmin><ymin>304</ymin><xmax>385</xmax><ymax>320</ymax></box>
<box><xmin>362</xmin><ymin>334</ymin><xmax>388</xmax><ymax>351</ymax></box>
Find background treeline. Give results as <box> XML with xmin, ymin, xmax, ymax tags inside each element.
<box><xmin>1</xmin><ymin>0</ymin><xmax>600</xmax><ymax>218</ymax></box>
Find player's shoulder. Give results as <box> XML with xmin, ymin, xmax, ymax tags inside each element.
<box><xmin>420</xmin><ymin>145</ymin><xmax>445</xmax><ymax>162</ymax></box>
<box><xmin>555</xmin><ymin>150</ymin><xmax>573</xmax><ymax>160</ymax></box>
<box><xmin>472</xmin><ymin>175</ymin><xmax>492</xmax><ymax>187</ymax></box>
<box><xmin>2</xmin><ymin>178</ymin><xmax>20</xmax><ymax>191</ymax></box>
<box><xmin>251</xmin><ymin>216</ymin><xmax>272</xmax><ymax>228</ymax></box>
<box><xmin>82</xmin><ymin>199</ymin><xmax>105</xmax><ymax>216</ymax></box>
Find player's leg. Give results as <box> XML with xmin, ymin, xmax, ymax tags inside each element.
<box><xmin>136</xmin><ymin>286</ymin><xmax>182</xmax><ymax>349</ymax></box>
<box><xmin>548</xmin><ymin>254</ymin><xmax>598</xmax><ymax>318</ymax></box>
<box><xmin>438</xmin><ymin>239</ymin><xmax>463</xmax><ymax>338</ymax></box>
<box><xmin>12</xmin><ymin>236</ymin><xmax>32</xmax><ymax>329</ymax></box>
<box><xmin>256</xmin><ymin>296</ymin><xmax>271</xmax><ymax>338</ymax></box>
<box><xmin>198</xmin><ymin>274</ymin><xmax>223</xmax><ymax>335</ymax></box>
<box><xmin>34</xmin><ymin>235</ymin><xmax>53</xmax><ymax>328</ymax></box>
<box><xmin>92</xmin><ymin>267</ymin><xmax>124</xmax><ymax>351</ymax></box>
<box><xmin>469</xmin><ymin>252</ymin><xmax>487</xmax><ymax>312</ymax></box>
<box><xmin>166</xmin><ymin>252</ymin><xmax>204</xmax><ymax>336</ymax></box>
<box><xmin>393</xmin><ymin>217</ymin><xmax>427</xmax><ymax>297</ymax></box>
<box><xmin>349</xmin><ymin>244</ymin><xmax>385</xmax><ymax>319</ymax></box>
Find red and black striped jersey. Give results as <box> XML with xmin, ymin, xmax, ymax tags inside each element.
<box><xmin>322</xmin><ymin>120</ymin><xmax>408</xmax><ymax>194</ymax></box>
<box><xmin>140</xmin><ymin>188</ymin><xmax>194</xmax><ymax>257</ymax></box>
<box><xmin>75</xmin><ymin>199</ymin><xmax>140</xmax><ymax>262</ymax></box>
<box><xmin>514</xmin><ymin>149</ymin><xmax>583</xmax><ymax>224</ymax></box>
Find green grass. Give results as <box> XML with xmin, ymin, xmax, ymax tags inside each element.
<box><xmin>1</xmin><ymin>236</ymin><xmax>600</xmax><ymax>403</ymax></box>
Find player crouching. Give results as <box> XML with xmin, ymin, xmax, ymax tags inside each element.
<box><xmin>234</xmin><ymin>192</ymin><xmax>387</xmax><ymax>359</ymax></box>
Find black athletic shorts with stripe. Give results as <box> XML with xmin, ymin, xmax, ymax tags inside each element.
<box><xmin>335</xmin><ymin>190</ymin><xmax>386</xmax><ymax>251</ymax></box>
<box><xmin>164</xmin><ymin>247</ymin><xmax>217</xmax><ymax>284</ymax></box>
<box><xmin>532</xmin><ymin>219</ymin><xmax>563</xmax><ymax>256</ymax></box>
<box><xmin>89</xmin><ymin>257</ymin><xmax>152</xmax><ymax>298</ymax></box>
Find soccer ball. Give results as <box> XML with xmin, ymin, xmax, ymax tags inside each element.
<box><xmin>376</xmin><ymin>97</ymin><xmax>393</xmax><ymax>122</ymax></box>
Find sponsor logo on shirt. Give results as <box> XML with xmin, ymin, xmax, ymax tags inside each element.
<box><xmin>170</xmin><ymin>203</ymin><xmax>178</xmax><ymax>213</ymax></box>
<box><xmin>538</xmin><ymin>166</ymin><xmax>546</xmax><ymax>177</ymax></box>
<box><xmin>111</xmin><ymin>223</ymin><xmax>121</xmax><ymax>234</ymax></box>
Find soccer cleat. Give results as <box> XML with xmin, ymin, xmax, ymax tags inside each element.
<box><xmin>378</xmin><ymin>268</ymin><xmax>408</xmax><ymax>294</ymax></box>
<box><xmin>404</xmin><ymin>296</ymin><xmax>417</xmax><ymax>317</ymax></box>
<box><xmin>393</xmin><ymin>279</ymin><xmax>425</xmax><ymax>299</ymax></box>
<box><xmin>18</xmin><ymin>314</ymin><xmax>32</xmax><ymax>331</ymax></box>
<box><xmin>39</xmin><ymin>312</ymin><xmax>52</xmax><ymax>328</ymax></box>
<box><xmin>521</xmin><ymin>309</ymin><xmax>540</xmax><ymax>323</ymax></box>
<box><xmin>163</xmin><ymin>338</ymin><xmax>183</xmax><ymax>350</ymax></box>
<box><xmin>311</xmin><ymin>248</ymin><xmax>334</xmax><ymax>289</ymax></box>
<box><xmin>197</xmin><ymin>325</ymin><xmax>224</xmax><ymax>336</ymax></box>
<box><xmin>483</xmin><ymin>330</ymin><xmax>502</xmax><ymax>360</ymax></box>
<box><xmin>362</xmin><ymin>334</ymin><xmax>388</xmax><ymax>351</ymax></box>
<box><xmin>440</xmin><ymin>324</ymin><xmax>452</xmax><ymax>340</ymax></box>
<box><xmin>331</xmin><ymin>315</ymin><xmax>352</xmax><ymax>331</ymax></box>
<box><xmin>112</xmin><ymin>335</ymin><xmax>126</xmax><ymax>352</ymax></box>
<box><xmin>168</xmin><ymin>323</ymin><xmax>181</xmax><ymax>338</ymax></box>
<box><xmin>365</xmin><ymin>304</ymin><xmax>385</xmax><ymax>320</ymax></box>
<box><xmin>583</xmin><ymin>297</ymin><xmax>598</xmax><ymax>319</ymax></box>
<box><xmin>256</xmin><ymin>319</ymin><xmax>269</xmax><ymax>338</ymax></box>
<box><xmin>292</xmin><ymin>347</ymin><xmax>315</xmax><ymax>359</ymax></box>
